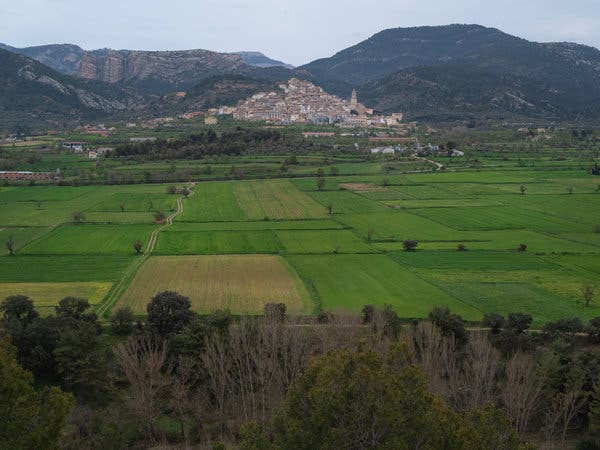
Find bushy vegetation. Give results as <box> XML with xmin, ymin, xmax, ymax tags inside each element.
<box><xmin>4</xmin><ymin>294</ymin><xmax>600</xmax><ymax>448</ymax></box>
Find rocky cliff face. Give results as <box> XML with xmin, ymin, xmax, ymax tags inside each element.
<box><xmin>0</xmin><ymin>48</ymin><xmax>144</xmax><ymax>128</ymax></box>
<box><xmin>78</xmin><ymin>49</ymin><xmax>248</xmax><ymax>85</ymax></box>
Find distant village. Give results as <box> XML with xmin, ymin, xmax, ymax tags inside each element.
<box><xmin>232</xmin><ymin>78</ymin><xmax>405</xmax><ymax>129</ymax></box>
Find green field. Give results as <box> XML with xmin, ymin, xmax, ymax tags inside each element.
<box><xmin>21</xmin><ymin>224</ymin><xmax>155</xmax><ymax>255</ymax></box>
<box><xmin>289</xmin><ymin>254</ymin><xmax>480</xmax><ymax>319</ymax></box>
<box><xmin>0</xmin><ymin>161</ymin><xmax>598</xmax><ymax>324</ymax></box>
<box><xmin>154</xmin><ymin>230</ymin><xmax>280</xmax><ymax>254</ymax></box>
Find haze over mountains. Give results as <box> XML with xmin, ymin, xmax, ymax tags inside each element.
<box><xmin>3</xmin><ymin>24</ymin><xmax>600</xmax><ymax>128</ymax></box>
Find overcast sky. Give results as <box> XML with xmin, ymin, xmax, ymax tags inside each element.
<box><xmin>2</xmin><ymin>0</ymin><xmax>600</xmax><ymax>66</ymax></box>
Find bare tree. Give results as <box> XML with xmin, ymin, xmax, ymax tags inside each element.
<box><xmin>460</xmin><ymin>331</ymin><xmax>501</xmax><ymax>410</ymax></box>
<box><xmin>114</xmin><ymin>335</ymin><xmax>172</xmax><ymax>444</ymax></box>
<box><xmin>581</xmin><ymin>285</ymin><xmax>596</xmax><ymax>307</ymax></box>
<box><xmin>543</xmin><ymin>368</ymin><xmax>587</xmax><ymax>446</ymax></box>
<box><xmin>6</xmin><ymin>235</ymin><xmax>14</xmax><ymax>256</ymax></box>
<box><xmin>367</xmin><ymin>226</ymin><xmax>375</xmax><ymax>242</ymax></box>
<box><xmin>402</xmin><ymin>322</ymin><xmax>459</xmax><ymax>404</ymax></box>
<box><xmin>502</xmin><ymin>351</ymin><xmax>552</xmax><ymax>439</ymax></box>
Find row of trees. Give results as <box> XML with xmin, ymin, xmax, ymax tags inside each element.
<box><xmin>4</xmin><ymin>293</ymin><xmax>600</xmax><ymax>447</ymax></box>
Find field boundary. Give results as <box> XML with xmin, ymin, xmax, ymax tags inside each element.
<box><xmin>95</xmin><ymin>183</ymin><xmax>195</xmax><ymax>318</ymax></box>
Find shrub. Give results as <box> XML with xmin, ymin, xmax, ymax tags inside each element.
<box><xmin>506</xmin><ymin>312</ymin><xmax>532</xmax><ymax>333</ymax></box>
<box><xmin>110</xmin><ymin>307</ymin><xmax>134</xmax><ymax>335</ymax></box>
<box><xmin>517</xmin><ymin>243</ymin><xmax>527</xmax><ymax>252</ymax></box>
<box><xmin>482</xmin><ymin>313</ymin><xmax>505</xmax><ymax>334</ymax></box>
<box><xmin>429</xmin><ymin>306</ymin><xmax>467</xmax><ymax>345</ymax></box>
<box><xmin>542</xmin><ymin>317</ymin><xmax>583</xmax><ymax>337</ymax></box>
<box><xmin>403</xmin><ymin>240</ymin><xmax>418</xmax><ymax>252</ymax></box>
<box><xmin>362</xmin><ymin>304</ymin><xmax>375</xmax><ymax>324</ymax></box>
<box><xmin>457</xmin><ymin>243</ymin><xmax>467</xmax><ymax>251</ymax></box>
<box><xmin>146</xmin><ymin>291</ymin><xmax>193</xmax><ymax>336</ymax></box>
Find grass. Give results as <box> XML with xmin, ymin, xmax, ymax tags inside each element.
<box><xmin>306</xmin><ymin>190</ymin><xmax>390</xmax><ymax>214</ymax></box>
<box><xmin>234</xmin><ymin>179</ymin><xmax>326</xmax><ymax>220</ymax></box>
<box><xmin>91</xmin><ymin>193</ymin><xmax>177</xmax><ymax>213</ymax></box>
<box><xmin>1</xmin><ymin>169</ymin><xmax>598</xmax><ymax>323</ymax></box>
<box><xmin>439</xmin><ymin>282</ymin><xmax>600</xmax><ymax>326</ymax></box>
<box><xmin>21</xmin><ymin>224</ymin><xmax>155</xmax><ymax>255</ymax></box>
<box><xmin>0</xmin><ymin>282</ymin><xmax>112</xmax><ymax>307</ymax></box>
<box><xmin>410</xmin><ymin>206</ymin><xmax>583</xmax><ymax>233</ymax></box>
<box><xmin>118</xmin><ymin>255</ymin><xmax>312</xmax><ymax>314</ymax></box>
<box><xmin>288</xmin><ymin>254</ymin><xmax>480</xmax><ymax>319</ymax></box>
<box><xmin>177</xmin><ymin>182</ymin><xmax>246</xmax><ymax>222</ymax></box>
<box><xmin>0</xmin><ymin>227</ymin><xmax>49</xmax><ymax>254</ymax></box>
<box><xmin>373</xmin><ymin>230</ymin><xmax>596</xmax><ymax>253</ymax></box>
<box><xmin>0</xmin><ymin>255</ymin><xmax>134</xmax><ymax>282</ymax></box>
<box><xmin>154</xmin><ymin>230</ymin><xmax>280</xmax><ymax>255</ymax></box>
<box><xmin>390</xmin><ymin>250</ymin><xmax>559</xmax><ymax>271</ymax></box>
<box><xmin>276</xmin><ymin>230</ymin><xmax>375</xmax><ymax>254</ymax></box>
<box><xmin>338</xmin><ymin>211</ymin><xmax>462</xmax><ymax>241</ymax></box>
<box><xmin>168</xmin><ymin>219</ymin><xmax>345</xmax><ymax>232</ymax></box>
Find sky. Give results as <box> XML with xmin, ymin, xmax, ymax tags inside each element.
<box><xmin>2</xmin><ymin>0</ymin><xmax>600</xmax><ymax>66</ymax></box>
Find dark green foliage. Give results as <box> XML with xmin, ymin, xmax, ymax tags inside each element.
<box><xmin>361</xmin><ymin>304</ymin><xmax>375</xmax><ymax>324</ymax></box>
<box><xmin>133</xmin><ymin>239</ymin><xmax>143</xmax><ymax>254</ymax></box>
<box><xmin>428</xmin><ymin>306</ymin><xmax>467</xmax><ymax>345</ymax></box>
<box><xmin>587</xmin><ymin>318</ymin><xmax>600</xmax><ymax>343</ymax></box>
<box><xmin>506</xmin><ymin>313</ymin><xmax>533</xmax><ymax>333</ymax></box>
<box><xmin>482</xmin><ymin>313</ymin><xmax>505</xmax><ymax>334</ymax></box>
<box><xmin>53</xmin><ymin>321</ymin><xmax>109</xmax><ymax>402</ymax></box>
<box><xmin>174</xmin><ymin>310</ymin><xmax>232</xmax><ymax>359</ymax></box>
<box><xmin>114</xmin><ymin>128</ymin><xmax>282</xmax><ymax>160</ymax></box>
<box><xmin>241</xmin><ymin>348</ymin><xmax>520</xmax><ymax>449</ymax></box>
<box><xmin>542</xmin><ymin>317</ymin><xmax>584</xmax><ymax>337</ymax></box>
<box><xmin>55</xmin><ymin>296</ymin><xmax>98</xmax><ymax>327</ymax></box>
<box><xmin>0</xmin><ymin>295</ymin><xmax>38</xmax><ymax>327</ymax></box>
<box><xmin>110</xmin><ymin>307</ymin><xmax>134</xmax><ymax>335</ymax></box>
<box><xmin>402</xmin><ymin>239</ymin><xmax>418</xmax><ymax>252</ymax></box>
<box><xmin>146</xmin><ymin>291</ymin><xmax>193</xmax><ymax>336</ymax></box>
<box><xmin>0</xmin><ymin>337</ymin><xmax>73</xmax><ymax>450</ymax></box>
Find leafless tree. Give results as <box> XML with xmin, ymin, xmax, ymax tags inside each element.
<box><xmin>543</xmin><ymin>369</ymin><xmax>587</xmax><ymax>446</ymax></box>
<box><xmin>459</xmin><ymin>331</ymin><xmax>501</xmax><ymax>411</ymax></box>
<box><xmin>114</xmin><ymin>335</ymin><xmax>171</xmax><ymax>444</ymax></box>
<box><xmin>501</xmin><ymin>351</ymin><xmax>553</xmax><ymax>439</ymax></box>
<box><xmin>581</xmin><ymin>285</ymin><xmax>596</xmax><ymax>307</ymax></box>
<box><xmin>6</xmin><ymin>235</ymin><xmax>14</xmax><ymax>256</ymax></box>
<box><xmin>402</xmin><ymin>322</ymin><xmax>460</xmax><ymax>404</ymax></box>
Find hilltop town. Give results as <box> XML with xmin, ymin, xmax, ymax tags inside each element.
<box><xmin>232</xmin><ymin>78</ymin><xmax>404</xmax><ymax>128</ymax></box>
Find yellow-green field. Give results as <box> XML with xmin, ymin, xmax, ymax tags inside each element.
<box><xmin>0</xmin><ymin>282</ymin><xmax>112</xmax><ymax>307</ymax></box>
<box><xmin>117</xmin><ymin>255</ymin><xmax>312</xmax><ymax>314</ymax></box>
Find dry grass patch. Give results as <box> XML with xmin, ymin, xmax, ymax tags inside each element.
<box><xmin>234</xmin><ymin>180</ymin><xmax>325</xmax><ymax>219</ymax></box>
<box><xmin>118</xmin><ymin>255</ymin><xmax>311</xmax><ymax>314</ymax></box>
<box><xmin>339</xmin><ymin>183</ymin><xmax>388</xmax><ymax>192</ymax></box>
<box><xmin>0</xmin><ymin>282</ymin><xmax>112</xmax><ymax>307</ymax></box>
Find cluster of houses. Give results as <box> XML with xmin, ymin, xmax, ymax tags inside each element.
<box><xmin>61</xmin><ymin>142</ymin><xmax>112</xmax><ymax>159</ymax></box>
<box><xmin>231</xmin><ymin>78</ymin><xmax>405</xmax><ymax>128</ymax></box>
<box><xmin>369</xmin><ymin>140</ymin><xmax>464</xmax><ymax>157</ymax></box>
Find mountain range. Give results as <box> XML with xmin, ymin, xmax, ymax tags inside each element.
<box><xmin>3</xmin><ymin>24</ymin><xmax>600</xmax><ymax>128</ymax></box>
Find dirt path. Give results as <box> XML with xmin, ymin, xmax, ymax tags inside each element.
<box><xmin>95</xmin><ymin>183</ymin><xmax>195</xmax><ymax>317</ymax></box>
<box><xmin>411</xmin><ymin>153</ymin><xmax>446</xmax><ymax>172</ymax></box>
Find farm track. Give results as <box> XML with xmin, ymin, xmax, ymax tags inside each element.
<box><xmin>95</xmin><ymin>184</ymin><xmax>195</xmax><ymax>318</ymax></box>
